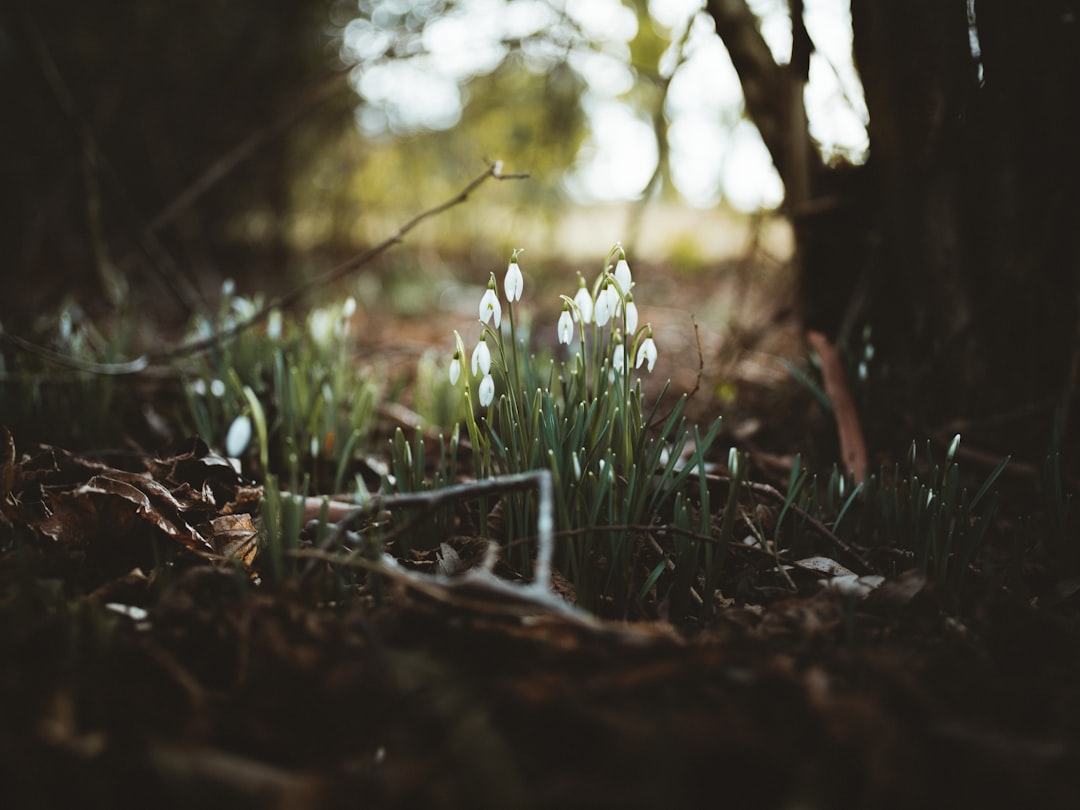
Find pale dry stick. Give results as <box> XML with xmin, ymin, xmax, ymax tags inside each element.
<box><xmin>1</xmin><ymin>163</ymin><xmax>529</xmax><ymax>374</ymax></box>
<box><xmin>300</xmin><ymin>469</ymin><xmax>555</xmax><ymax>596</ymax></box>
<box><xmin>292</xmin><ymin>547</ymin><xmax>595</xmax><ymax>624</ymax></box>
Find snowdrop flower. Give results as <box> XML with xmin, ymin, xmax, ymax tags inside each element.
<box><xmin>449</xmin><ymin>350</ymin><xmax>463</xmax><ymax>385</ymax></box>
<box><xmin>336</xmin><ymin>297</ymin><xmax>357</xmax><ymax>337</ymax></box>
<box><xmin>471</xmin><ymin>338</ymin><xmax>491</xmax><ymax>376</ymax></box>
<box><xmin>232</xmin><ymin>295</ymin><xmax>257</xmax><ymax>321</ymax></box>
<box><xmin>557</xmin><ymin>306</ymin><xmax>574</xmax><ymax>345</ymax></box>
<box><xmin>613</xmin><ymin>257</ymin><xmax>633</xmax><ymax>296</ymax></box>
<box><xmin>226</xmin><ymin>414</ymin><xmax>252</xmax><ymax>457</ymax></box>
<box><xmin>267</xmin><ymin>310</ymin><xmax>283</xmax><ymax>340</ymax></box>
<box><xmin>624</xmin><ymin>295</ymin><xmax>638</xmax><ymax>335</ymax></box>
<box><xmin>210</xmin><ymin>379</ymin><xmax>227</xmax><ymax>398</ymax></box>
<box><xmin>308</xmin><ymin>308</ymin><xmax>335</xmax><ymax>346</ymax></box>
<box><xmin>478</xmin><ymin>373</ymin><xmax>495</xmax><ymax>407</ymax></box>
<box><xmin>635</xmin><ymin>329</ymin><xmax>657</xmax><ymax>372</ymax></box>
<box><xmin>594</xmin><ymin>281</ymin><xmax>614</xmax><ymax>327</ymax></box>
<box><xmin>573</xmin><ymin>275</ymin><xmax>593</xmax><ymax>323</ymax></box>
<box><xmin>612</xmin><ymin>341</ymin><xmax>626</xmax><ymax>371</ymax></box>
<box><xmin>479</xmin><ymin>275</ymin><xmax>502</xmax><ymax>327</ymax></box>
<box><xmin>504</xmin><ymin>253</ymin><xmax>523</xmax><ymax>302</ymax></box>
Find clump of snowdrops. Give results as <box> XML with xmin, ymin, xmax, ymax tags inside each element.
<box><xmin>391</xmin><ymin>246</ymin><xmax>725</xmax><ymax>615</ymax></box>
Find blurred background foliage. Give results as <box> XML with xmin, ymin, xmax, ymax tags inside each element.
<box><xmin>0</xmin><ymin>0</ymin><xmax>1076</xmax><ymax>480</ymax></box>
<box><xmin>1</xmin><ymin>0</ymin><xmax>712</xmax><ymax>332</ymax></box>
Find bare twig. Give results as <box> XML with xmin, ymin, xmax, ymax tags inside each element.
<box><xmin>151</xmin><ymin>162</ymin><xmax>527</xmax><ymax>363</ymax></box>
<box><xmin>1</xmin><ymin>163</ymin><xmax>528</xmax><ymax>375</ymax></box>
<box><xmin>303</xmin><ymin>468</ymin><xmax>554</xmax><ymax>596</ymax></box>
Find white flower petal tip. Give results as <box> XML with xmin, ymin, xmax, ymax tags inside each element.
<box><xmin>226</xmin><ymin>414</ymin><xmax>253</xmax><ymax>457</ymax></box>
<box><xmin>479</xmin><ymin>288</ymin><xmax>502</xmax><ymax>328</ymax></box>
<box><xmin>478</xmin><ymin>374</ymin><xmax>495</xmax><ymax>407</ymax></box>
<box><xmin>573</xmin><ymin>285</ymin><xmax>593</xmax><ymax>324</ymax></box>
<box><xmin>594</xmin><ymin>285</ymin><xmax>614</xmax><ymax>327</ymax></box>
<box><xmin>613</xmin><ymin>258</ymin><xmax>632</xmax><ymax>295</ymax></box>
<box><xmin>504</xmin><ymin>260</ymin><xmax>523</xmax><ymax>302</ymax></box>
<box><xmin>471</xmin><ymin>340</ymin><xmax>491</xmax><ymax>377</ymax></box>
<box><xmin>557</xmin><ymin>309</ymin><xmax>574</xmax><ymax>345</ymax></box>
<box><xmin>635</xmin><ymin>336</ymin><xmax>657</xmax><ymax>372</ymax></box>
<box><xmin>612</xmin><ymin>344</ymin><xmax>625</xmax><ymax>370</ymax></box>
<box><xmin>625</xmin><ymin>299</ymin><xmax>638</xmax><ymax>334</ymax></box>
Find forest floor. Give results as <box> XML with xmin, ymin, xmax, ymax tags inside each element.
<box><xmin>2</xmin><ymin>248</ymin><xmax>1079</xmax><ymax>809</ymax></box>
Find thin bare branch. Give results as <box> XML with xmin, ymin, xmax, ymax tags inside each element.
<box><xmin>1</xmin><ymin>163</ymin><xmax>528</xmax><ymax>375</ymax></box>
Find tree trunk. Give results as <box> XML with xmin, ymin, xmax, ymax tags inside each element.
<box><xmin>707</xmin><ymin>0</ymin><xmax>1080</xmax><ymax>464</ymax></box>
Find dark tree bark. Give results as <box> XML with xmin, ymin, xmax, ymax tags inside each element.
<box><xmin>706</xmin><ymin>0</ymin><xmax>1080</xmax><ymax>466</ymax></box>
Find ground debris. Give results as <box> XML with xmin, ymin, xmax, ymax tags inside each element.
<box><xmin>3</xmin><ymin>429</ymin><xmax>1080</xmax><ymax>808</ymax></box>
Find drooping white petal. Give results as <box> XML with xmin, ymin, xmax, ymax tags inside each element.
<box><xmin>557</xmin><ymin>309</ymin><xmax>574</xmax><ymax>345</ymax></box>
<box><xmin>594</xmin><ymin>284</ymin><xmax>613</xmax><ymax>327</ymax></box>
<box><xmin>449</xmin><ymin>354</ymin><xmax>462</xmax><ymax>385</ymax></box>
<box><xmin>612</xmin><ymin>343</ymin><xmax>625</xmax><ymax>371</ymax></box>
<box><xmin>225</xmin><ymin>414</ymin><xmax>252</xmax><ymax>457</ymax></box>
<box><xmin>267</xmin><ymin>310</ymin><xmax>283</xmax><ymax>340</ymax></box>
<box><xmin>504</xmin><ymin>260</ymin><xmax>523</xmax><ymax>302</ymax></box>
<box><xmin>471</xmin><ymin>340</ymin><xmax>491</xmax><ymax>376</ymax></box>
<box><xmin>308</xmin><ymin>308</ymin><xmax>335</xmax><ymax>346</ymax></box>
<box><xmin>635</xmin><ymin>336</ymin><xmax>657</xmax><ymax>372</ymax></box>
<box><xmin>479</xmin><ymin>288</ymin><xmax>502</xmax><ymax>328</ymax></box>
<box><xmin>478</xmin><ymin>374</ymin><xmax>495</xmax><ymax>407</ymax></box>
<box><xmin>573</xmin><ymin>284</ymin><xmax>593</xmax><ymax>324</ymax></box>
<box><xmin>625</xmin><ymin>298</ymin><xmax>638</xmax><ymax>334</ymax></box>
<box><xmin>613</xmin><ymin>258</ymin><xmax>632</xmax><ymax>296</ymax></box>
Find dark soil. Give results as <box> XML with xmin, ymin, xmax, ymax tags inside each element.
<box><xmin>3</xmin><ymin>255</ymin><xmax>1079</xmax><ymax>809</ymax></box>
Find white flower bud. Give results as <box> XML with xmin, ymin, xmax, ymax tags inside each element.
<box><xmin>449</xmin><ymin>352</ymin><xmax>462</xmax><ymax>385</ymax></box>
<box><xmin>479</xmin><ymin>287</ymin><xmax>502</xmax><ymax>328</ymax></box>
<box><xmin>613</xmin><ymin>258</ymin><xmax>632</xmax><ymax>296</ymax></box>
<box><xmin>625</xmin><ymin>297</ymin><xmax>638</xmax><ymax>334</ymax></box>
<box><xmin>471</xmin><ymin>340</ymin><xmax>491</xmax><ymax>376</ymax></box>
<box><xmin>267</xmin><ymin>310</ymin><xmax>283</xmax><ymax>340</ymax></box>
<box><xmin>573</xmin><ymin>282</ymin><xmax>593</xmax><ymax>324</ymax></box>
<box><xmin>557</xmin><ymin>308</ymin><xmax>574</xmax><ymax>345</ymax></box>
<box><xmin>635</xmin><ymin>335</ymin><xmax>657</xmax><ymax>372</ymax></box>
<box><xmin>504</xmin><ymin>258</ymin><xmax>523</xmax><ymax>302</ymax></box>
<box><xmin>478</xmin><ymin>374</ymin><xmax>495</xmax><ymax>407</ymax></box>
<box><xmin>594</xmin><ymin>283</ymin><xmax>613</xmax><ymax>327</ymax></box>
<box><xmin>226</xmin><ymin>414</ymin><xmax>252</xmax><ymax>457</ymax></box>
<box><xmin>612</xmin><ymin>343</ymin><xmax>625</xmax><ymax>371</ymax></box>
